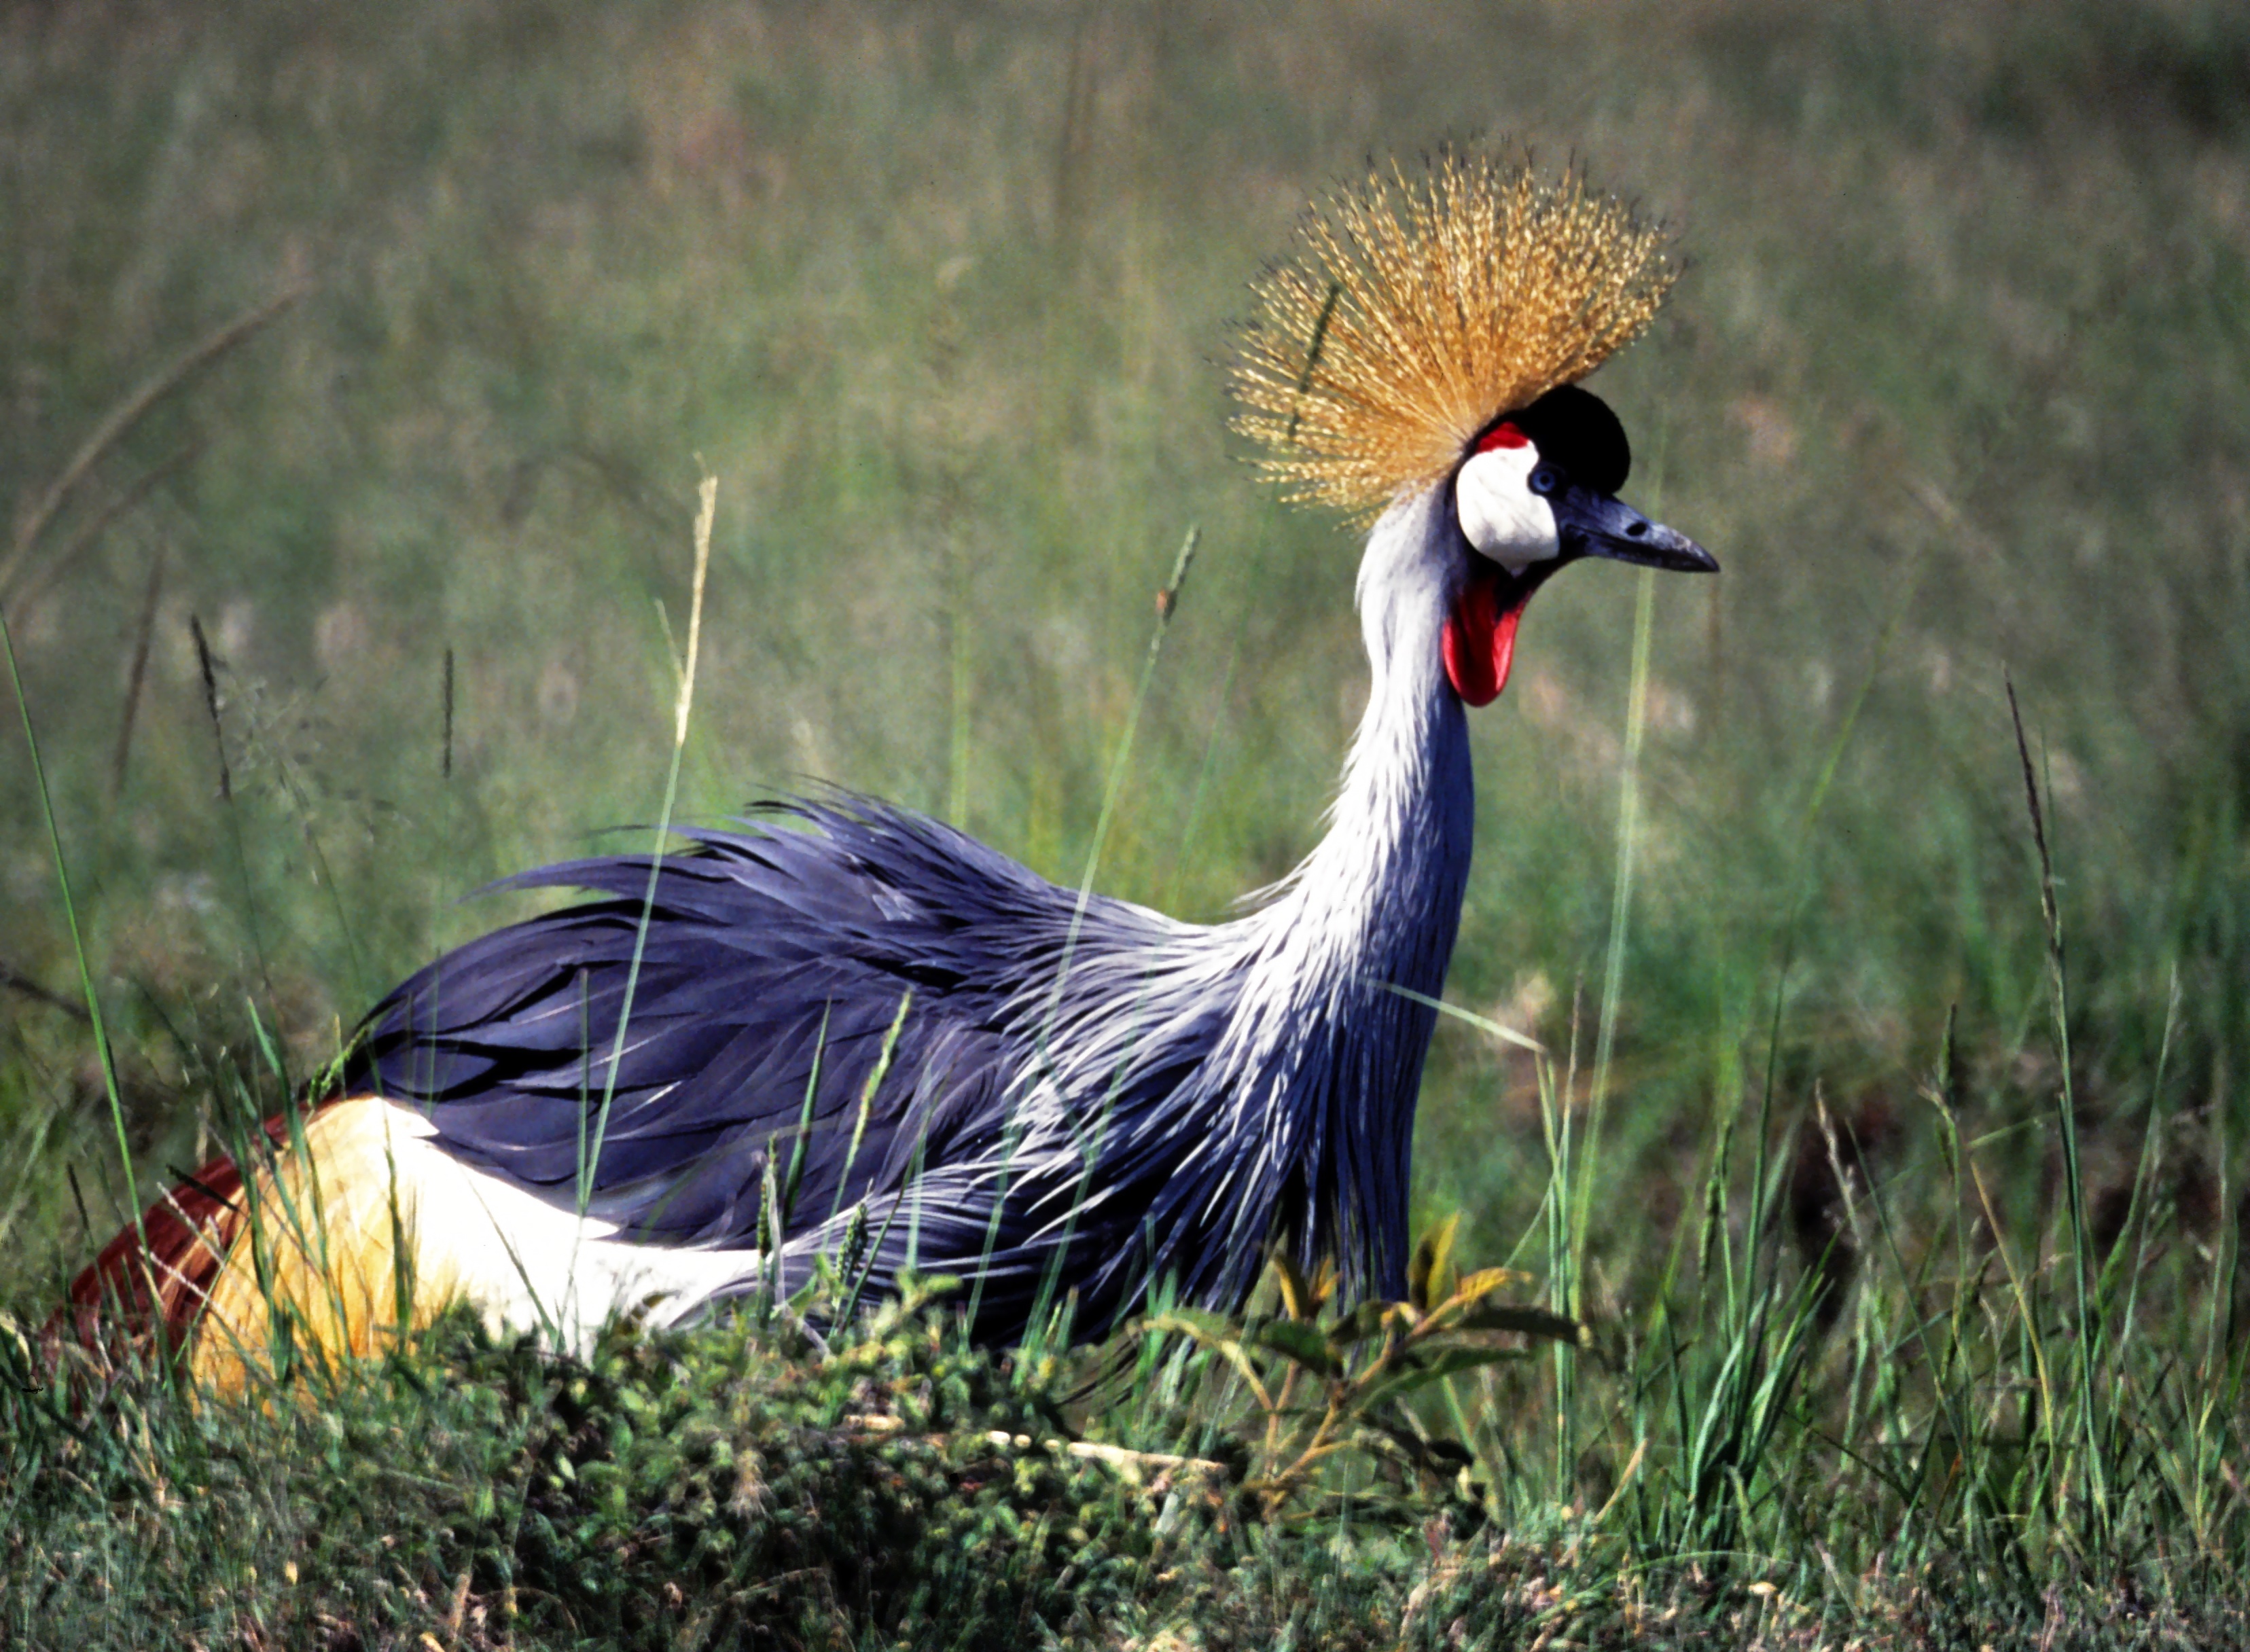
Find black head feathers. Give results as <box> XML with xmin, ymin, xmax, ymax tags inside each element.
<box><xmin>1486</xmin><ymin>384</ymin><xmax>1632</xmax><ymax>497</ymax></box>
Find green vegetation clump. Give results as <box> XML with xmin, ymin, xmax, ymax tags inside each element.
<box><xmin>3</xmin><ymin>1281</ymin><xmax>1158</xmax><ymax>1649</ymax></box>
<box><xmin>7</xmin><ymin>1275</ymin><xmax>2246</xmax><ymax>1650</ymax></box>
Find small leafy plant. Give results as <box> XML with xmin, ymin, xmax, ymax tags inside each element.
<box><xmin>1143</xmin><ymin>1214</ymin><xmax>1585</xmax><ymax>1520</ymax></box>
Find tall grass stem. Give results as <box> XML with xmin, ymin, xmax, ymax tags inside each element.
<box><xmin>568</xmin><ymin>469</ymin><xmax>717</xmax><ymax>1325</ymax></box>
<box><xmin>1</xmin><ymin>603</ymin><xmax>149</xmax><ymax>1330</ymax></box>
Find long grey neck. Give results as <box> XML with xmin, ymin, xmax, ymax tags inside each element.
<box><xmin>1257</xmin><ymin>484</ymin><xmax>1476</xmax><ymax>1003</ymax></box>
<box><xmin>1221</xmin><ymin>485</ymin><xmax>1476</xmax><ymax>1298</ymax></box>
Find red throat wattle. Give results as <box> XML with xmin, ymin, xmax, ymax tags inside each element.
<box><xmin>1442</xmin><ymin>566</ymin><xmax>1523</xmax><ymax>707</ymax></box>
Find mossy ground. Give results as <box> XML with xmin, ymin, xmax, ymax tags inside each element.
<box><xmin>9</xmin><ymin>1288</ymin><xmax>2242</xmax><ymax>1651</ymax></box>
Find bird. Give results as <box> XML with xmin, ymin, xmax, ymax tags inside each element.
<box><xmin>68</xmin><ymin>154</ymin><xmax>1715</xmax><ymax>1388</ymax></box>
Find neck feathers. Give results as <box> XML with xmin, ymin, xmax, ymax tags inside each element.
<box><xmin>1226</xmin><ymin>485</ymin><xmax>1476</xmax><ymax>1297</ymax></box>
<box><xmin>1268</xmin><ymin>484</ymin><xmax>1474</xmax><ymax>997</ymax></box>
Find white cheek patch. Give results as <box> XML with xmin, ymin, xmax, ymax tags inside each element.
<box><xmin>1456</xmin><ymin>446</ymin><xmax>1560</xmax><ymax>571</ymax></box>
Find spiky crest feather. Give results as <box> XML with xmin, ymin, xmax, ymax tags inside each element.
<box><xmin>1232</xmin><ymin>152</ymin><xmax>1676</xmax><ymax>518</ymax></box>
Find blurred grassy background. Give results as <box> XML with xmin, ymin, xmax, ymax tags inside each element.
<box><xmin>4</xmin><ymin>0</ymin><xmax>2248</xmax><ymax>1318</ymax></box>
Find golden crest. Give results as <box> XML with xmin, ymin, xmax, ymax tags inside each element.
<box><xmin>1232</xmin><ymin>152</ymin><xmax>1677</xmax><ymax>519</ymax></box>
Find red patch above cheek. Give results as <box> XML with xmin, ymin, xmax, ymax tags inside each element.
<box><xmin>1442</xmin><ymin>568</ymin><xmax>1525</xmax><ymax>707</ymax></box>
<box><xmin>1474</xmin><ymin>421</ymin><xmax>1529</xmax><ymax>454</ymax></box>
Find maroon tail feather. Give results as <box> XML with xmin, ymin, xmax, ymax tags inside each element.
<box><xmin>56</xmin><ymin>1114</ymin><xmax>301</xmax><ymax>1357</ymax></box>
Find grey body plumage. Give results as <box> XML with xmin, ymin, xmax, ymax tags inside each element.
<box><xmin>351</xmin><ymin>484</ymin><xmax>1478</xmax><ymax>1342</ymax></box>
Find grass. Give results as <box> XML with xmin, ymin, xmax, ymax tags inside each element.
<box><xmin>5</xmin><ymin>0</ymin><xmax>2250</xmax><ymax>1643</ymax></box>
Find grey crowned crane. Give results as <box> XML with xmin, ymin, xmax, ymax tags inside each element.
<box><xmin>72</xmin><ymin>155</ymin><xmax>1715</xmax><ymax>1388</ymax></box>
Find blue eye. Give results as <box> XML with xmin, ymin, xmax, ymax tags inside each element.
<box><xmin>1529</xmin><ymin>466</ymin><xmax>1560</xmax><ymax>496</ymax></box>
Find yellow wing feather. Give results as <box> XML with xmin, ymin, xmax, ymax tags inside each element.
<box><xmin>191</xmin><ymin>1100</ymin><xmax>465</xmax><ymax>1393</ymax></box>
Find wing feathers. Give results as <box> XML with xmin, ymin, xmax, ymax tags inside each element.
<box><xmin>346</xmin><ymin>801</ymin><xmax>1054</xmax><ymax>1247</ymax></box>
<box><xmin>335</xmin><ymin>795</ymin><xmax>1251</xmax><ymax>1340</ymax></box>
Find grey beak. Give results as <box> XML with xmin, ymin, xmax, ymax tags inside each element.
<box><xmin>1553</xmin><ymin>488</ymin><xmax>1719</xmax><ymax>575</ymax></box>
